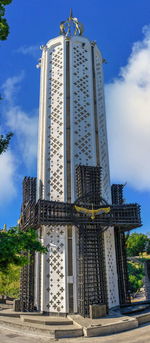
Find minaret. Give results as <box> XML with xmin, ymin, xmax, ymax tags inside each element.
<box><xmin>35</xmin><ymin>12</ymin><xmax>119</xmax><ymax>314</ymax></box>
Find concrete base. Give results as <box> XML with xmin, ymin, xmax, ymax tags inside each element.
<box><xmin>83</xmin><ymin>318</ymin><xmax>138</xmax><ymax>337</ymax></box>
<box><xmin>1</xmin><ymin>305</ymin><xmax>150</xmax><ymax>339</ymax></box>
<box><xmin>68</xmin><ymin>314</ymin><xmax>138</xmax><ymax>337</ymax></box>
<box><xmin>89</xmin><ymin>304</ymin><xmax>107</xmax><ymax>318</ymax></box>
<box><xmin>136</xmin><ymin>312</ymin><xmax>150</xmax><ymax>325</ymax></box>
<box><xmin>0</xmin><ymin>308</ymin><xmax>83</xmax><ymax>339</ymax></box>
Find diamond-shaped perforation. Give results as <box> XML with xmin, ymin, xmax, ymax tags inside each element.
<box><xmin>71</xmin><ymin>42</ymin><xmax>95</xmax><ymax>180</ymax></box>
<box><xmin>95</xmin><ymin>52</ymin><xmax>110</xmax><ymax>203</ymax></box>
<box><xmin>45</xmin><ymin>44</ymin><xmax>64</xmax><ymax>201</ymax></box>
<box><xmin>44</xmin><ymin>225</ymin><xmax>66</xmax><ymax>312</ymax></box>
<box><xmin>104</xmin><ymin>228</ymin><xmax>118</xmax><ymax>306</ymax></box>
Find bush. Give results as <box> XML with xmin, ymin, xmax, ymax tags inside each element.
<box><xmin>128</xmin><ymin>261</ymin><xmax>144</xmax><ymax>295</ymax></box>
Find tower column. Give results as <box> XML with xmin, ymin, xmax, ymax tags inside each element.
<box><xmin>39</xmin><ymin>225</ymin><xmax>68</xmax><ymax>314</ymax></box>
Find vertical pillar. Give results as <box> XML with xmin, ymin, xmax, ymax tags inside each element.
<box><xmin>40</xmin><ymin>225</ymin><xmax>68</xmax><ymax>314</ymax></box>
<box><xmin>115</xmin><ymin>229</ymin><xmax>131</xmax><ymax>305</ymax></box>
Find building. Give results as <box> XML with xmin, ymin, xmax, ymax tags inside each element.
<box><xmin>20</xmin><ymin>12</ymin><xmax>141</xmax><ymax>317</ymax></box>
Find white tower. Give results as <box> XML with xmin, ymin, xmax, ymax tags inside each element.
<box><xmin>35</xmin><ymin>12</ymin><xmax>119</xmax><ymax>315</ymax></box>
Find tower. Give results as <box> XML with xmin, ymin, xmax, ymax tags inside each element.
<box><xmin>20</xmin><ymin>12</ymin><xmax>141</xmax><ymax>316</ymax></box>
<box><xmin>35</xmin><ymin>12</ymin><xmax>119</xmax><ymax>314</ymax></box>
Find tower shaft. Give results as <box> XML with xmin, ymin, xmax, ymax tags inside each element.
<box><xmin>37</xmin><ymin>36</ymin><xmax>111</xmax><ymax>203</ymax></box>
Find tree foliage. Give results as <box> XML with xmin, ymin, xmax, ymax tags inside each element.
<box><xmin>0</xmin><ymin>0</ymin><xmax>12</xmax><ymax>40</ymax></box>
<box><xmin>128</xmin><ymin>261</ymin><xmax>144</xmax><ymax>294</ymax></box>
<box><xmin>0</xmin><ymin>132</ymin><xmax>13</xmax><ymax>154</ymax></box>
<box><xmin>0</xmin><ymin>1</ymin><xmax>13</xmax><ymax>151</ymax></box>
<box><xmin>0</xmin><ymin>227</ymin><xmax>47</xmax><ymax>272</ymax></box>
<box><xmin>126</xmin><ymin>232</ymin><xmax>150</xmax><ymax>257</ymax></box>
<box><xmin>0</xmin><ymin>264</ymin><xmax>20</xmax><ymax>298</ymax></box>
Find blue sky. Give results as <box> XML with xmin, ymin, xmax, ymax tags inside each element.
<box><xmin>0</xmin><ymin>0</ymin><xmax>150</xmax><ymax>233</ymax></box>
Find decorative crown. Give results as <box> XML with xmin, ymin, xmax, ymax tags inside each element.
<box><xmin>60</xmin><ymin>9</ymin><xmax>84</xmax><ymax>37</ymax></box>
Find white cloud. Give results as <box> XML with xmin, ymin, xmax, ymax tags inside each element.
<box><xmin>0</xmin><ymin>74</ymin><xmax>38</xmax><ymax>205</ymax></box>
<box><xmin>2</xmin><ymin>72</ymin><xmax>24</xmax><ymax>105</ymax></box>
<box><xmin>15</xmin><ymin>45</ymin><xmax>40</xmax><ymax>58</ymax></box>
<box><xmin>0</xmin><ymin>151</ymin><xmax>17</xmax><ymax>204</ymax></box>
<box><xmin>105</xmin><ymin>25</ymin><xmax>150</xmax><ymax>190</ymax></box>
<box><xmin>2</xmin><ymin>74</ymin><xmax>38</xmax><ymax>167</ymax></box>
<box><xmin>6</xmin><ymin>105</ymin><xmax>38</xmax><ymax>167</ymax></box>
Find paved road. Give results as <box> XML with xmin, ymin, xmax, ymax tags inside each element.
<box><xmin>0</xmin><ymin>323</ymin><xmax>150</xmax><ymax>343</ymax></box>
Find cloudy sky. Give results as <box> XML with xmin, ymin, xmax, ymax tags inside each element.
<box><xmin>0</xmin><ymin>0</ymin><xmax>150</xmax><ymax>232</ymax></box>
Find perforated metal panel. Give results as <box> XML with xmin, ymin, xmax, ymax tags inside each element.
<box><xmin>70</xmin><ymin>38</ymin><xmax>97</xmax><ymax>201</ymax></box>
<box><xmin>37</xmin><ymin>38</ymin><xmax>65</xmax><ymax>203</ymax></box>
<box><xmin>43</xmin><ymin>225</ymin><xmax>67</xmax><ymax>313</ymax></box>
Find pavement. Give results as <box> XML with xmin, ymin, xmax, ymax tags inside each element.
<box><xmin>1</xmin><ymin>302</ymin><xmax>150</xmax><ymax>341</ymax></box>
<box><xmin>0</xmin><ymin>323</ymin><xmax>150</xmax><ymax>343</ymax></box>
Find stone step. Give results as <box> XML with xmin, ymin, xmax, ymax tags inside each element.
<box><xmin>0</xmin><ymin>310</ymin><xmax>43</xmax><ymax>318</ymax></box>
<box><xmin>83</xmin><ymin>318</ymin><xmax>138</xmax><ymax>337</ymax></box>
<box><xmin>20</xmin><ymin>315</ymin><xmax>73</xmax><ymax>325</ymax></box>
<box><xmin>69</xmin><ymin>314</ymin><xmax>139</xmax><ymax>337</ymax></box>
<box><xmin>0</xmin><ymin>316</ymin><xmax>83</xmax><ymax>339</ymax></box>
<box><xmin>1</xmin><ymin>311</ymin><xmax>150</xmax><ymax>338</ymax></box>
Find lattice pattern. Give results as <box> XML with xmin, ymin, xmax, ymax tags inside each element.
<box><xmin>71</xmin><ymin>40</ymin><xmax>96</xmax><ymax>199</ymax></box>
<box><xmin>43</xmin><ymin>225</ymin><xmax>67</xmax><ymax>313</ymax></box>
<box><xmin>45</xmin><ymin>43</ymin><xmax>64</xmax><ymax>201</ymax></box>
<box><xmin>20</xmin><ymin>253</ymin><xmax>34</xmax><ymax>312</ymax></box>
<box><xmin>104</xmin><ymin>228</ymin><xmax>119</xmax><ymax>307</ymax></box>
<box><xmin>115</xmin><ymin>229</ymin><xmax>131</xmax><ymax>305</ymax></box>
<box><xmin>111</xmin><ymin>184</ymin><xmax>124</xmax><ymax>205</ymax></box>
<box><xmin>76</xmin><ymin>165</ymin><xmax>102</xmax><ymax>205</ymax></box>
<box><xmin>94</xmin><ymin>50</ymin><xmax>111</xmax><ymax>203</ymax></box>
<box><xmin>22</xmin><ymin>177</ymin><xmax>36</xmax><ymax>208</ymax></box>
<box><xmin>78</xmin><ymin>225</ymin><xmax>107</xmax><ymax>317</ymax></box>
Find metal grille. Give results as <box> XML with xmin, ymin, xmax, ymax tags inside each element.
<box><xmin>111</xmin><ymin>184</ymin><xmax>124</xmax><ymax>205</ymax></box>
<box><xmin>20</xmin><ymin>199</ymin><xmax>141</xmax><ymax>230</ymax></box>
<box><xmin>20</xmin><ymin>177</ymin><xmax>36</xmax><ymax>312</ymax></box>
<box><xmin>76</xmin><ymin>165</ymin><xmax>107</xmax><ymax>317</ymax></box>
<box><xmin>23</xmin><ymin>177</ymin><xmax>36</xmax><ymax>207</ymax></box>
<box><xmin>19</xmin><ymin>173</ymin><xmax>141</xmax><ymax>313</ymax></box>
<box><xmin>115</xmin><ymin>229</ymin><xmax>131</xmax><ymax>305</ymax></box>
<box><xmin>20</xmin><ymin>252</ymin><xmax>35</xmax><ymax>311</ymax></box>
<box><xmin>78</xmin><ymin>224</ymin><xmax>107</xmax><ymax>317</ymax></box>
<box><xmin>76</xmin><ymin>165</ymin><xmax>102</xmax><ymax>205</ymax></box>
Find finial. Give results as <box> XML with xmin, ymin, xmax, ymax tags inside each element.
<box><xmin>60</xmin><ymin>11</ymin><xmax>84</xmax><ymax>37</ymax></box>
<box><xmin>69</xmin><ymin>8</ymin><xmax>73</xmax><ymax>18</ymax></box>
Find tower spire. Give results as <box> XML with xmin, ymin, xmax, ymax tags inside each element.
<box><xmin>69</xmin><ymin>8</ymin><xmax>73</xmax><ymax>19</ymax></box>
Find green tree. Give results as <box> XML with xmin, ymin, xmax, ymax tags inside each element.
<box><xmin>0</xmin><ymin>0</ymin><xmax>12</xmax><ymax>40</ymax></box>
<box><xmin>128</xmin><ymin>261</ymin><xmax>144</xmax><ymax>294</ymax></box>
<box><xmin>0</xmin><ymin>132</ymin><xmax>13</xmax><ymax>154</ymax></box>
<box><xmin>0</xmin><ymin>227</ymin><xmax>47</xmax><ymax>272</ymax></box>
<box><xmin>0</xmin><ymin>264</ymin><xmax>20</xmax><ymax>298</ymax></box>
<box><xmin>0</xmin><ymin>1</ymin><xmax>13</xmax><ymax>151</ymax></box>
<box><xmin>126</xmin><ymin>233</ymin><xmax>150</xmax><ymax>257</ymax></box>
